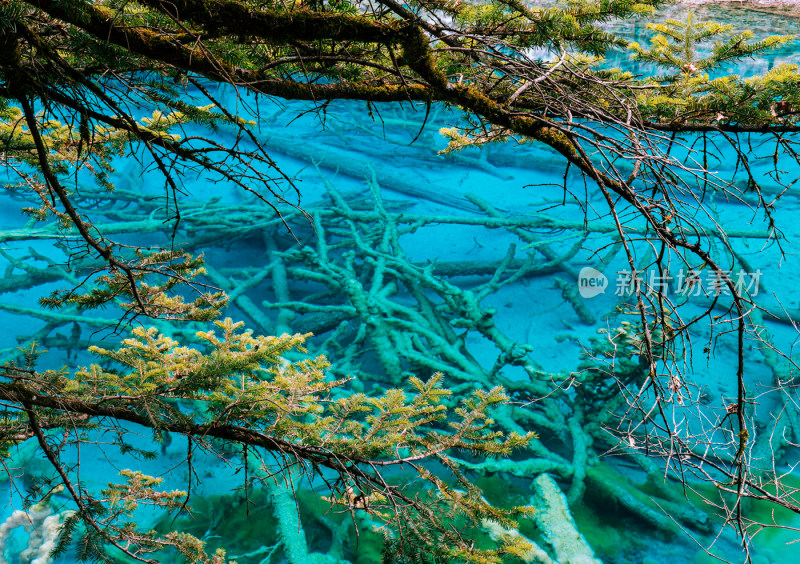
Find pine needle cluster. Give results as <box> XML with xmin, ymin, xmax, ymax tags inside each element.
<box><xmin>0</xmin><ymin>318</ymin><xmax>535</xmax><ymax>562</ymax></box>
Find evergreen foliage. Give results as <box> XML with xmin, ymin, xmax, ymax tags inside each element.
<box><xmin>0</xmin><ymin>320</ymin><xmax>534</xmax><ymax>562</ymax></box>
<box><xmin>629</xmin><ymin>12</ymin><xmax>797</xmax><ymax>125</ymax></box>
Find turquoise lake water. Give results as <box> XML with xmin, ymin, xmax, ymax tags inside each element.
<box><xmin>2</xmin><ymin>3</ymin><xmax>800</xmax><ymax>563</ymax></box>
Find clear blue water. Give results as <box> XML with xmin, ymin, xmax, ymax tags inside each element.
<box><xmin>2</xmin><ymin>4</ymin><xmax>800</xmax><ymax>564</ymax></box>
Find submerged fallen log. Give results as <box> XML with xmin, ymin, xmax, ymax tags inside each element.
<box><xmin>224</xmin><ymin>123</ymin><xmax>484</xmax><ymax>213</ymax></box>
<box><xmin>530</xmin><ymin>474</ymin><xmax>601</xmax><ymax>564</ymax></box>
